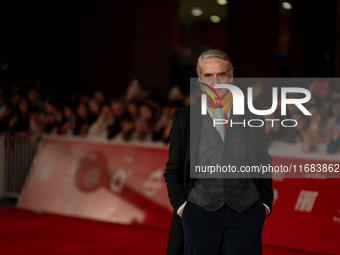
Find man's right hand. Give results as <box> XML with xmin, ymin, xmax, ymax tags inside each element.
<box><xmin>179</xmin><ymin>208</ymin><xmax>184</xmax><ymax>218</ymax></box>
<box><xmin>177</xmin><ymin>201</ymin><xmax>187</xmax><ymax>218</ymax></box>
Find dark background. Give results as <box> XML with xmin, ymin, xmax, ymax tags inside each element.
<box><xmin>1</xmin><ymin>0</ymin><xmax>339</xmax><ymax>101</ymax></box>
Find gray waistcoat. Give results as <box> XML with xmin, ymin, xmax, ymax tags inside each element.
<box><xmin>188</xmin><ymin>113</ymin><xmax>260</xmax><ymax>213</ymax></box>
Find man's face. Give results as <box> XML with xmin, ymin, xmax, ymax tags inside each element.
<box><xmin>198</xmin><ymin>57</ymin><xmax>232</xmax><ymax>100</ymax></box>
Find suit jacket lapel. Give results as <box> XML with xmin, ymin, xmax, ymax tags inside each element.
<box><xmin>202</xmin><ymin>114</ymin><xmax>223</xmax><ymax>141</ymax></box>
<box><xmin>224</xmin><ymin>104</ymin><xmax>236</xmax><ymax>143</ymax></box>
<box><xmin>190</xmin><ymin>102</ymin><xmax>201</xmax><ymax>174</ymax></box>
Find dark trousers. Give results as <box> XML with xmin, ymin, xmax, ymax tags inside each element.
<box><xmin>182</xmin><ymin>199</ymin><xmax>266</xmax><ymax>255</ymax></box>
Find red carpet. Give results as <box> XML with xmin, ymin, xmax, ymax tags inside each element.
<box><xmin>0</xmin><ymin>207</ymin><xmax>328</xmax><ymax>255</ymax></box>
<box><xmin>0</xmin><ymin>207</ymin><xmax>169</xmax><ymax>255</ymax></box>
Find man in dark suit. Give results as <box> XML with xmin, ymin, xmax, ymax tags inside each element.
<box><xmin>164</xmin><ymin>49</ymin><xmax>273</xmax><ymax>255</ymax></box>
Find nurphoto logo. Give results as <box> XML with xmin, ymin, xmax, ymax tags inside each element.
<box><xmin>199</xmin><ymin>83</ymin><xmax>312</xmax><ymax>128</ymax></box>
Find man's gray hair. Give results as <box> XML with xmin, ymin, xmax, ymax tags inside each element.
<box><xmin>196</xmin><ymin>49</ymin><xmax>233</xmax><ymax>74</ymax></box>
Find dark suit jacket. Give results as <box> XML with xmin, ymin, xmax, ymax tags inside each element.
<box><xmin>164</xmin><ymin>99</ymin><xmax>273</xmax><ymax>255</ymax></box>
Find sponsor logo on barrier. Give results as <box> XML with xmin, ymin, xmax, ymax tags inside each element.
<box><xmin>110</xmin><ymin>169</ymin><xmax>127</xmax><ymax>193</ymax></box>
<box><xmin>294</xmin><ymin>190</ymin><xmax>318</xmax><ymax>212</ymax></box>
<box><xmin>143</xmin><ymin>169</ymin><xmax>163</xmax><ymax>197</ymax></box>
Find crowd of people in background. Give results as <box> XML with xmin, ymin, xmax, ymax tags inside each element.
<box><xmin>0</xmin><ymin>80</ymin><xmax>340</xmax><ymax>153</ymax></box>
<box><xmin>0</xmin><ymin>80</ymin><xmax>186</xmax><ymax>144</ymax></box>
<box><xmin>260</xmin><ymin>82</ymin><xmax>340</xmax><ymax>154</ymax></box>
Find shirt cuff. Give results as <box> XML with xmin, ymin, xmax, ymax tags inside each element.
<box><xmin>177</xmin><ymin>201</ymin><xmax>187</xmax><ymax>215</ymax></box>
<box><xmin>263</xmin><ymin>203</ymin><xmax>270</xmax><ymax>216</ymax></box>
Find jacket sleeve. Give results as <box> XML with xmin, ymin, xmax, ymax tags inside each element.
<box><xmin>164</xmin><ymin>110</ymin><xmax>187</xmax><ymax>212</ymax></box>
<box><xmin>253</xmin><ymin>100</ymin><xmax>274</xmax><ymax>215</ymax></box>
